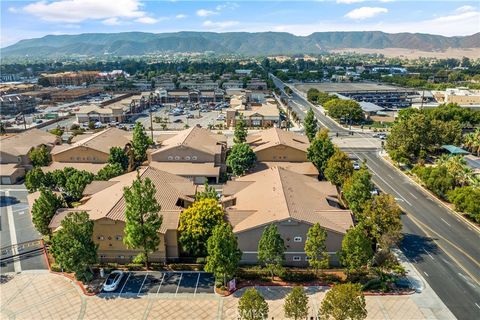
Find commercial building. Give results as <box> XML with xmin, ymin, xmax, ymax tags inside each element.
<box><xmin>222</xmin><ymin>167</ymin><xmax>353</xmax><ymax>266</ymax></box>
<box><xmin>48</xmin><ymin>166</ymin><xmax>198</xmax><ymax>263</ymax></box>
<box><xmin>225</xmin><ymin>99</ymin><xmax>280</xmax><ymax>128</ymax></box>
<box><xmin>50</xmin><ymin>88</ymin><xmax>102</xmax><ymax>102</ymax></box>
<box><xmin>160</xmin><ymin>90</ymin><xmax>225</xmax><ymax>104</ymax></box>
<box><xmin>149</xmin><ymin>126</ymin><xmax>227</xmax><ymax>184</ymax></box>
<box><xmin>433</xmin><ymin>88</ymin><xmax>480</xmax><ymax>106</ymax></box>
<box><xmin>0</xmin><ymin>94</ymin><xmax>37</xmax><ymax>116</ymax></box>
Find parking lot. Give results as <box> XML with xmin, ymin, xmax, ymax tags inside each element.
<box><xmin>100</xmin><ymin>271</ymin><xmax>215</xmax><ymax>297</ymax></box>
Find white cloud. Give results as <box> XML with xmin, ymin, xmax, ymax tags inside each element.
<box><xmin>102</xmin><ymin>17</ymin><xmax>120</xmax><ymax>25</ymax></box>
<box><xmin>345</xmin><ymin>7</ymin><xmax>388</xmax><ymax>20</ymax></box>
<box><xmin>8</xmin><ymin>7</ymin><xmax>19</xmax><ymax>13</ymax></box>
<box><xmin>176</xmin><ymin>14</ymin><xmax>187</xmax><ymax>19</ymax></box>
<box><xmin>203</xmin><ymin>20</ymin><xmax>239</xmax><ymax>29</ymax></box>
<box><xmin>23</xmin><ymin>0</ymin><xmax>148</xmax><ymax>23</ymax></box>
<box><xmin>430</xmin><ymin>5</ymin><xmax>478</xmax><ymax>23</ymax></box>
<box><xmin>455</xmin><ymin>5</ymin><xmax>475</xmax><ymax>14</ymax></box>
<box><xmin>135</xmin><ymin>17</ymin><xmax>159</xmax><ymax>24</ymax></box>
<box><xmin>196</xmin><ymin>9</ymin><xmax>218</xmax><ymax>17</ymax></box>
<box><xmin>216</xmin><ymin>2</ymin><xmax>239</xmax><ymax>11</ymax></box>
<box><xmin>336</xmin><ymin>0</ymin><xmax>366</xmax><ymax>4</ymax></box>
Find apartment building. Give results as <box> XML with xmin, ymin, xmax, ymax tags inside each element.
<box><xmin>41</xmin><ymin>71</ymin><xmax>99</xmax><ymax>86</ymax></box>
<box><xmin>247</xmin><ymin>128</ymin><xmax>318</xmax><ymax>177</ymax></box>
<box><xmin>48</xmin><ymin>167</ymin><xmax>197</xmax><ymax>263</ymax></box>
<box><xmin>222</xmin><ymin>167</ymin><xmax>353</xmax><ymax>266</ymax></box>
<box><xmin>148</xmin><ymin>126</ymin><xmax>227</xmax><ymax>184</ymax></box>
<box><xmin>0</xmin><ymin>129</ymin><xmax>59</xmax><ymax>184</ymax></box>
<box><xmin>47</xmin><ymin>128</ymin><xmax>132</xmax><ymax>174</ymax></box>
<box><xmin>50</xmin><ymin>88</ymin><xmax>102</xmax><ymax>102</ymax></box>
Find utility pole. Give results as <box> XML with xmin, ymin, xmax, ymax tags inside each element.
<box><xmin>149</xmin><ymin>100</ymin><xmax>153</xmax><ymax>142</ymax></box>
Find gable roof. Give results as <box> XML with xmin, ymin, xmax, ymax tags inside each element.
<box><xmin>223</xmin><ymin>167</ymin><xmax>353</xmax><ymax>234</ymax></box>
<box><xmin>51</xmin><ymin>127</ymin><xmax>132</xmax><ymax>156</ymax></box>
<box><xmin>151</xmin><ymin>126</ymin><xmax>226</xmax><ymax>157</ymax></box>
<box><xmin>1</xmin><ymin>128</ymin><xmax>58</xmax><ymax>157</ymax></box>
<box><xmin>247</xmin><ymin>128</ymin><xmax>310</xmax><ymax>154</ymax></box>
<box><xmin>50</xmin><ymin>166</ymin><xmax>197</xmax><ymax>233</ymax></box>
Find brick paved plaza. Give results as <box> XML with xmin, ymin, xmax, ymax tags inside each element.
<box><xmin>1</xmin><ymin>272</ymin><xmax>452</xmax><ymax>320</ymax></box>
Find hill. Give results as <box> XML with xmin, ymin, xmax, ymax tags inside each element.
<box><xmin>2</xmin><ymin>31</ymin><xmax>479</xmax><ymax>57</ymax></box>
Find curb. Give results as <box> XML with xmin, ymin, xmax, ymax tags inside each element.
<box><xmin>379</xmin><ymin>153</ymin><xmax>480</xmax><ymax>233</ymax></box>
<box><xmin>50</xmin><ymin>271</ymin><xmax>97</xmax><ymax>296</ymax></box>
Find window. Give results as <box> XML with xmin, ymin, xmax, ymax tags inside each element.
<box><xmin>192</xmin><ymin>156</ymin><xmax>197</xmax><ymax>160</ymax></box>
<box><xmin>175</xmin><ymin>156</ymin><xmax>180</xmax><ymax>160</ymax></box>
<box><xmin>76</xmin><ymin>157</ymin><xmax>80</xmax><ymax>160</ymax></box>
<box><xmin>185</xmin><ymin>156</ymin><xmax>191</xmax><ymax>160</ymax></box>
<box><xmin>100</xmin><ymin>255</ymin><xmax>106</xmax><ymax>259</ymax></box>
<box><xmin>273</xmin><ymin>156</ymin><xmax>277</xmax><ymax>160</ymax></box>
<box><xmin>117</xmin><ymin>255</ymin><xmax>125</xmax><ymax>259</ymax></box>
<box><xmin>93</xmin><ymin>157</ymin><xmax>96</xmax><ymax>161</ymax></box>
<box><xmin>168</xmin><ymin>156</ymin><xmax>173</xmax><ymax>160</ymax></box>
<box><xmin>17</xmin><ymin>157</ymin><xmax>22</xmax><ymax>163</ymax></box>
<box><xmin>115</xmin><ymin>235</ymin><xmax>122</xmax><ymax>241</ymax></box>
<box><xmin>107</xmin><ymin>236</ymin><xmax>112</xmax><ymax>240</ymax></box>
<box><xmin>70</xmin><ymin>157</ymin><xmax>74</xmax><ymax>161</ymax></box>
<box><xmin>97</xmin><ymin>236</ymin><xmax>104</xmax><ymax>240</ymax></box>
<box><xmin>87</xmin><ymin>157</ymin><xmax>91</xmax><ymax>161</ymax></box>
<box><xmin>293</xmin><ymin>236</ymin><xmax>302</xmax><ymax>243</ymax></box>
<box><xmin>305</xmin><ymin>256</ymin><xmax>310</xmax><ymax>261</ymax></box>
<box><xmin>293</xmin><ymin>256</ymin><xmax>301</xmax><ymax>261</ymax></box>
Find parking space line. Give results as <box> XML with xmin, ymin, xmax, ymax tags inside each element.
<box><xmin>194</xmin><ymin>273</ymin><xmax>201</xmax><ymax>296</ymax></box>
<box><xmin>175</xmin><ymin>272</ymin><xmax>183</xmax><ymax>296</ymax></box>
<box><xmin>137</xmin><ymin>272</ymin><xmax>149</xmax><ymax>297</ymax></box>
<box><xmin>156</xmin><ymin>272</ymin><xmax>166</xmax><ymax>295</ymax></box>
<box><xmin>119</xmin><ymin>272</ymin><xmax>131</xmax><ymax>296</ymax></box>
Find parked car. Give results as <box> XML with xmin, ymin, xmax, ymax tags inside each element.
<box><xmin>353</xmin><ymin>162</ymin><xmax>361</xmax><ymax>170</ymax></box>
<box><xmin>186</xmin><ymin>113</ymin><xmax>195</xmax><ymax>119</ymax></box>
<box><xmin>217</xmin><ymin>114</ymin><xmax>226</xmax><ymax>121</ymax></box>
<box><xmin>103</xmin><ymin>270</ymin><xmax>124</xmax><ymax>292</ymax></box>
<box><xmin>370</xmin><ymin>188</ymin><xmax>380</xmax><ymax>196</ymax></box>
<box><xmin>173</xmin><ymin>119</ymin><xmax>183</xmax><ymax>123</ymax></box>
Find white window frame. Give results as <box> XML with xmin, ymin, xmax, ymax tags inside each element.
<box><xmin>185</xmin><ymin>156</ymin><xmax>191</xmax><ymax>160</ymax></box>
<box><xmin>293</xmin><ymin>236</ymin><xmax>302</xmax><ymax>243</ymax></box>
<box><xmin>175</xmin><ymin>156</ymin><xmax>180</xmax><ymax>160</ymax></box>
<box><xmin>168</xmin><ymin>156</ymin><xmax>173</xmax><ymax>160</ymax></box>
<box><xmin>192</xmin><ymin>156</ymin><xmax>198</xmax><ymax>160</ymax></box>
<box><xmin>293</xmin><ymin>256</ymin><xmax>301</xmax><ymax>261</ymax></box>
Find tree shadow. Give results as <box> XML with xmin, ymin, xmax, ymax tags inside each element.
<box><xmin>400</xmin><ymin>233</ymin><xmax>440</xmax><ymax>263</ymax></box>
<box><xmin>0</xmin><ymin>196</ymin><xmax>20</xmax><ymax>207</ymax></box>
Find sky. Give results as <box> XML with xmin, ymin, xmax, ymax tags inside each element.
<box><xmin>1</xmin><ymin>0</ymin><xmax>479</xmax><ymax>47</ymax></box>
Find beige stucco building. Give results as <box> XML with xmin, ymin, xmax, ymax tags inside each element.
<box><xmin>247</xmin><ymin>128</ymin><xmax>318</xmax><ymax>177</ymax></box>
<box><xmin>148</xmin><ymin>126</ymin><xmax>227</xmax><ymax>184</ymax></box>
<box><xmin>49</xmin><ymin>166</ymin><xmax>197</xmax><ymax>263</ymax></box>
<box><xmin>0</xmin><ymin>129</ymin><xmax>59</xmax><ymax>184</ymax></box>
<box><xmin>48</xmin><ymin>128</ymin><xmax>132</xmax><ymax>174</ymax></box>
<box><xmin>222</xmin><ymin>167</ymin><xmax>353</xmax><ymax>266</ymax></box>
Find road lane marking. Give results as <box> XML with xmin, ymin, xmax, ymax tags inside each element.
<box><xmin>423</xmin><ymin>249</ymin><xmax>435</xmax><ymax>260</ymax></box>
<box><xmin>409</xmin><ymin>192</ymin><xmax>418</xmax><ymax>200</ymax></box>
<box><xmin>440</xmin><ymin>218</ymin><xmax>451</xmax><ymax>227</ymax></box>
<box><xmin>156</xmin><ymin>272</ymin><xmax>166</xmax><ymax>295</ymax></box>
<box><xmin>175</xmin><ymin>272</ymin><xmax>183</xmax><ymax>296</ymax></box>
<box><xmin>194</xmin><ymin>273</ymin><xmax>201</xmax><ymax>296</ymax></box>
<box><xmin>137</xmin><ymin>273</ymin><xmax>149</xmax><ymax>296</ymax></box>
<box><xmin>458</xmin><ymin>273</ymin><xmax>477</xmax><ymax>288</ymax></box>
<box><xmin>119</xmin><ymin>272</ymin><xmax>131</xmax><ymax>297</ymax></box>
<box><xmin>6</xmin><ymin>191</ymin><xmax>22</xmax><ymax>273</ymax></box>
<box><xmin>475</xmin><ymin>303</ymin><xmax>480</xmax><ymax>309</ymax></box>
<box><xmin>423</xmin><ymin>272</ymin><xmax>429</xmax><ymax>277</ymax></box>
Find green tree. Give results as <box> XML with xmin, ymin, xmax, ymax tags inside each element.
<box><xmin>307</xmin><ymin>128</ymin><xmax>335</xmax><ymax>178</ymax></box>
<box><xmin>303</xmin><ymin>108</ymin><xmax>318</xmax><ymax>142</ymax></box>
<box><xmin>28</xmin><ymin>145</ymin><xmax>51</xmax><ymax>167</ymax></box>
<box><xmin>64</xmin><ymin>170</ymin><xmax>94</xmax><ymax>200</ymax></box>
<box><xmin>284</xmin><ymin>286</ymin><xmax>309</xmax><ymax>320</ymax></box>
<box><xmin>108</xmin><ymin>146</ymin><xmax>129</xmax><ymax>171</ymax></box>
<box><xmin>448</xmin><ymin>186</ymin><xmax>480</xmax><ymax>223</ymax></box>
<box><xmin>178</xmin><ymin>198</ymin><xmax>224</xmax><ymax>257</ymax></box>
<box><xmin>95</xmin><ymin>163</ymin><xmax>125</xmax><ymax>181</ymax></box>
<box><xmin>258</xmin><ymin>224</ymin><xmax>285</xmax><ymax>280</ymax></box>
<box><xmin>132</xmin><ymin>122</ymin><xmax>150</xmax><ymax>164</ymax></box>
<box><xmin>319</xmin><ymin>283</ymin><xmax>367</xmax><ymax>320</ymax></box>
<box><xmin>25</xmin><ymin>167</ymin><xmax>47</xmax><ymax>192</ymax></box>
<box><xmin>359</xmin><ymin>194</ymin><xmax>402</xmax><ymax>248</ymax></box>
<box><xmin>325</xmin><ymin>149</ymin><xmax>354</xmax><ymax>187</ymax></box>
<box><xmin>205</xmin><ymin>223</ymin><xmax>242</xmax><ymax>286</ymax></box>
<box><xmin>307</xmin><ymin>88</ymin><xmax>320</xmax><ymax>103</ymax></box>
<box><xmin>195</xmin><ymin>181</ymin><xmax>218</xmax><ymax>200</ymax></box>
<box><xmin>339</xmin><ymin>226</ymin><xmax>374</xmax><ymax>275</ymax></box>
<box><xmin>50</xmin><ymin>211</ymin><xmax>98</xmax><ymax>282</ymax></box>
<box><xmin>324</xmin><ymin>99</ymin><xmax>363</xmax><ymax>124</ymax></box>
<box><xmin>227</xmin><ymin>143</ymin><xmax>257</xmax><ymax>176</ymax></box>
<box><xmin>305</xmin><ymin>223</ymin><xmax>329</xmax><ymax>276</ymax></box>
<box><xmin>31</xmin><ymin>189</ymin><xmax>65</xmax><ymax>236</ymax></box>
<box><xmin>342</xmin><ymin>167</ymin><xmax>373</xmax><ymax>214</ymax></box>
<box><xmin>234</xmin><ymin>114</ymin><xmax>248</xmax><ymax>144</ymax></box>
<box><xmin>49</xmin><ymin>127</ymin><xmax>64</xmax><ymax>137</ymax></box>
<box><xmin>238</xmin><ymin>288</ymin><xmax>269</xmax><ymax>320</ymax></box>
<box><xmin>123</xmin><ymin>174</ymin><xmax>162</xmax><ymax>269</ymax></box>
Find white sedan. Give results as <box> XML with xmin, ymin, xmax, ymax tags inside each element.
<box><xmin>103</xmin><ymin>270</ymin><xmax>124</xmax><ymax>292</ymax></box>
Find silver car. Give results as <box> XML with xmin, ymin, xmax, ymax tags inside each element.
<box><xmin>103</xmin><ymin>270</ymin><xmax>125</xmax><ymax>292</ymax></box>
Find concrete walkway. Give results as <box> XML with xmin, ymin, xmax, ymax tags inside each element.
<box><xmin>1</xmin><ymin>272</ymin><xmax>456</xmax><ymax>319</ymax></box>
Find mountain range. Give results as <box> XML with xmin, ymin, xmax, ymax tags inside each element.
<box><xmin>2</xmin><ymin>31</ymin><xmax>479</xmax><ymax>57</ymax></box>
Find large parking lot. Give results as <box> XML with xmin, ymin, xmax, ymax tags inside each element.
<box><xmin>100</xmin><ymin>271</ymin><xmax>215</xmax><ymax>297</ymax></box>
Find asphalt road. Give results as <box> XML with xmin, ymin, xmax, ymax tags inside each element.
<box><xmin>271</xmin><ymin>74</ymin><xmax>480</xmax><ymax>319</ymax></box>
<box><xmin>0</xmin><ymin>185</ymin><xmax>48</xmax><ymax>274</ymax></box>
